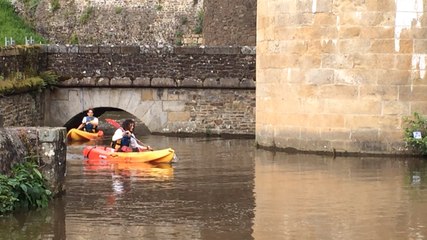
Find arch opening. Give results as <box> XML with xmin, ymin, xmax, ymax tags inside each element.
<box><xmin>63</xmin><ymin>107</ymin><xmax>151</xmax><ymax>136</ymax></box>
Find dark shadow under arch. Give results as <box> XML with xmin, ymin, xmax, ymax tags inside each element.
<box><xmin>63</xmin><ymin>107</ymin><xmax>151</xmax><ymax>136</ymax></box>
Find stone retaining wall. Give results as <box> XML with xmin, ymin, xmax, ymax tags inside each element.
<box><xmin>0</xmin><ymin>92</ymin><xmax>46</xmax><ymax>127</ymax></box>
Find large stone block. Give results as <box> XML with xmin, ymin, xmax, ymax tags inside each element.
<box><xmin>0</xmin><ymin>127</ymin><xmax>66</xmax><ymax>196</ymax></box>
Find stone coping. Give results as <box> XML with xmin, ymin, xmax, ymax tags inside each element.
<box><xmin>0</xmin><ymin>45</ymin><xmax>256</xmax><ymax>56</ymax></box>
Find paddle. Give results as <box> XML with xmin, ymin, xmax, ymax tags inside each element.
<box><xmin>105</xmin><ymin>118</ymin><xmax>152</xmax><ymax>150</ymax></box>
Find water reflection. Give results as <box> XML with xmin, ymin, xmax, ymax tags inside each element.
<box><xmin>1</xmin><ymin>135</ymin><xmax>427</xmax><ymax>240</ymax></box>
<box><xmin>63</xmin><ymin>135</ymin><xmax>255</xmax><ymax>240</ymax></box>
<box><xmin>253</xmin><ymin>151</ymin><xmax>427</xmax><ymax>240</ymax></box>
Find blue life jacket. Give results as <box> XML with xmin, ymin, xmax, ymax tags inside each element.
<box><xmin>84</xmin><ymin>116</ymin><xmax>96</xmax><ymax>132</ymax></box>
<box><xmin>121</xmin><ymin>134</ymin><xmax>131</xmax><ymax>147</ymax></box>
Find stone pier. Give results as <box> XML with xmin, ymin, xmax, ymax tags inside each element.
<box><xmin>0</xmin><ymin>127</ymin><xmax>67</xmax><ymax>196</ymax></box>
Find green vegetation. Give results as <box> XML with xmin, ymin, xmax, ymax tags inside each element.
<box><xmin>0</xmin><ymin>0</ymin><xmax>46</xmax><ymax>45</ymax></box>
<box><xmin>155</xmin><ymin>4</ymin><xmax>163</xmax><ymax>11</ymax></box>
<box><xmin>50</xmin><ymin>0</ymin><xmax>60</xmax><ymax>12</ymax></box>
<box><xmin>0</xmin><ymin>161</ymin><xmax>52</xmax><ymax>215</ymax></box>
<box><xmin>193</xmin><ymin>10</ymin><xmax>204</xmax><ymax>34</ymax></box>
<box><xmin>80</xmin><ymin>6</ymin><xmax>94</xmax><ymax>24</ymax></box>
<box><xmin>175</xmin><ymin>30</ymin><xmax>183</xmax><ymax>46</ymax></box>
<box><xmin>115</xmin><ymin>6</ymin><xmax>123</xmax><ymax>14</ymax></box>
<box><xmin>0</xmin><ymin>70</ymin><xmax>58</xmax><ymax>96</ymax></box>
<box><xmin>22</xmin><ymin>0</ymin><xmax>41</xmax><ymax>16</ymax></box>
<box><xmin>403</xmin><ymin>112</ymin><xmax>427</xmax><ymax>155</ymax></box>
<box><xmin>69</xmin><ymin>32</ymin><xmax>79</xmax><ymax>44</ymax></box>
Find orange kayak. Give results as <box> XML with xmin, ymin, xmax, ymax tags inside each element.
<box><xmin>67</xmin><ymin>128</ymin><xmax>104</xmax><ymax>141</ymax></box>
<box><xmin>82</xmin><ymin>146</ymin><xmax>176</xmax><ymax>164</ymax></box>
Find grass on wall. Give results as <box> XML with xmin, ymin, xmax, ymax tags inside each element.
<box><xmin>0</xmin><ymin>0</ymin><xmax>46</xmax><ymax>45</ymax></box>
<box><xmin>0</xmin><ymin>70</ymin><xmax>58</xmax><ymax>96</ymax></box>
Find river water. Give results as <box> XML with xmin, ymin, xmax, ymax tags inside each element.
<box><xmin>1</xmin><ymin>134</ymin><xmax>427</xmax><ymax>240</ymax></box>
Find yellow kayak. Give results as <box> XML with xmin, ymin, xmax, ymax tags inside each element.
<box><xmin>83</xmin><ymin>146</ymin><xmax>176</xmax><ymax>164</ymax></box>
<box><xmin>67</xmin><ymin>128</ymin><xmax>104</xmax><ymax>141</ymax></box>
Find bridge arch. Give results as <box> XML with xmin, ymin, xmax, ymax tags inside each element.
<box><xmin>47</xmin><ymin>88</ymin><xmax>169</xmax><ymax>133</ymax></box>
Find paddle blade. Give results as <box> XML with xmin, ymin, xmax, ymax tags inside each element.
<box><xmin>105</xmin><ymin>118</ymin><xmax>121</xmax><ymax>128</ymax></box>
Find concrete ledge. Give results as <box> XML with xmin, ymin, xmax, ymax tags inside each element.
<box><xmin>47</xmin><ymin>45</ymin><xmax>62</xmax><ymax>53</ymax></box>
<box><xmin>180</xmin><ymin>77</ymin><xmax>203</xmax><ymax>87</ymax></box>
<box><xmin>96</xmin><ymin>77</ymin><xmax>110</xmax><ymax>86</ymax></box>
<box><xmin>203</xmin><ymin>78</ymin><xmax>220</xmax><ymax>88</ymax></box>
<box><xmin>241</xmin><ymin>46</ymin><xmax>256</xmax><ymax>55</ymax></box>
<box><xmin>1</xmin><ymin>48</ymin><xmax>19</xmax><ymax>56</ymax></box>
<box><xmin>174</xmin><ymin>47</ymin><xmax>205</xmax><ymax>55</ymax></box>
<box><xmin>111</xmin><ymin>77</ymin><xmax>132</xmax><ymax>86</ymax></box>
<box><xmin>152</xmin><ymin>77</ymin><xmax>177</xmax><ymax>87</ymax></box>
<box><xmin>204</xmin><ymin>46</ymin><xmax>241</xmax><ymax>55</ymax></box>
<box><xmin>56</xmin><ymin>76</ymin><xmax>256</xmax><ymax>89</ymax></box>
<box><xmin>121</xmin><ymin>46</ymin><xmax>140</xmax><ymax>54</ymax></box>
<box><xmin>133</xmin><ymin>77</ymin><xmax>151</xmax><ymax>87</ymax></box>
<box><xmin>79</xmin><ymin>45</ymin><xmax>99</xmax><ymax>54</ymax></box>
<box><xmin>220</xmin><ymin>78</ymin><xmax>240</xmax><ymax>88</ymax></box>
<box><xmin>79</xmin><ymin>77</ymin><xmax>97</xmax><ymax>86</ymax></box>
<box><xmin>239</xmin><ymin>78</ymin><xmax>256</xmax><ymax>88</ymax></box>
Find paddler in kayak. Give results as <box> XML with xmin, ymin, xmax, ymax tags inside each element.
<box><xmin>111</xmin><ymin>119</ymin><xmax>152</xmax><ymax>152</ymax></box>
<box><xmin>77</xmin><ymin>108</ymin><xmax>99</xmax><ymax>133</ymax></box>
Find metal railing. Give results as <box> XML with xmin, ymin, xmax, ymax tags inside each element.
<box><xmin>4</xmin><ymin>36</ymin><xmax>35</xmax><ymax>47</ymax></box>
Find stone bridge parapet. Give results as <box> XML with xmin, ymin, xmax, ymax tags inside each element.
<box><xmin>43</xmin><ymin>45</ymin><xmax>256</xmax><ymax>89</ymax></box>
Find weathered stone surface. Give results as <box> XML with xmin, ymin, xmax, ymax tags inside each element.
<box><xmin>151</xmin><ymin>78</ymin><xmax>177</xmax><ymax>87</ymax></box>
<box><xmin>133</xmin><ymin>77</ymin><xmax>151</xmax><ymax>87</ymax></box>
<box><xmin>0</xmin><ymin>92</ymin><xmax>45</xmax><ymax>127</ymax></box>
<box><xmin>204</xmin><ymin>78</ymin><xmax>221</xmax><ymax>88</ymax></box>
<box><xmin>78</xmin><ymin>45</ymin><xmax>99</xmax><ymax>54</ymax></box>
<box><xmin>256</xmin><ymin>0</ymin><xmax>424</xmax><ymax>155</ymax></box>
<box><xmin>204</xmin><ymin>46</ymin><xmax>241</xmax><ymax>55</ymax></box>
<box><xmin>121</xmin><ymin>46</ymin><xmax>140</xmax><ymax>54</ymax></box>
<box><xmin>180</xmin><ymin>77</ymin><xmax>203</xmax><ymax>87</ymax></box>
<box><xmin>0</xmin><ymin>127</ymin><xmax>66</xmax><ymax>197</ymax></box>
<box><xmin>79</xmin><ymin>77</ymin><xmax>97</xmax><ymax>86</ymax></box>
<box><xmin>219</xmin><ymin>78</ymin><xmax>240</xmax><ymax>88</ymax></box>
<box><xmin>96</xmin><ymin>78</ymin><xmax>110</xmax><ymax>86</ymax></box>
<box><xmin>174</xmin><ymin>47</ymin><xmax>204</xmax><ymax>55</ymax></box>
<box><xmin>240</xmin><ymin>78</ymin><xmax>256</xmax><ymax>88</ymax></box>
<box><xmin>111</xmin><ymin>77</ymin><xmax>132</xmax><ymax>86</ymax></box>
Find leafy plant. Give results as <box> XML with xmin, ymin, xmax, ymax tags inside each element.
<box><xmin>193</xmin><ymin>10</ymin><xmax>204</xmax><ymax>34</ymax></box>
<box><xmin>69</xmin><ymin>32</ymin><xmax>79</xmax><ymax>44</ymax></box>
<box><xmin>80</xmin><ymin>6</ymin><xmax>93</xmax><ymax>24</ymax></box>
<box><xmin>155</xmin><ymin>4</ymin><xmax>163</xmax><ymax>11</ymax></box>
<box><xmin>403</xmin><ymin>112</ymin><xmax>427</xmax><ymax>155</ymax></box>
<box><xmin>39</xmin><ymin>70</ymin><xmax>58</xmax><ymax>89</ymax></box>
<box><xmin>175</xmin><ymin>38</ymin><xmax>183</xmax><ymax>46</ymax></box>
<box><xmin>50</xmin><ymin>0</ymin><xmax>60</xmax><ymax>12</ymax></box>
<box><xmin>0</xmin><ymin>162</ymin><xmax>52</xmax><ymax>214</ymax></box>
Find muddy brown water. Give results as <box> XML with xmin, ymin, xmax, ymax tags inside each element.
<box><xmin>1</xmin><ymin>134</ymin><xmax>427</xmax><ymax>240</ymax></box>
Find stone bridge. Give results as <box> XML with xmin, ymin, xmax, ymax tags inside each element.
<box><xmin>47</xmin><ymin>82</ymin><xmax>255</xmax><ymax>136</ymax></box>
<box><xmin>41</xmin><ymin>45</ymin><xmax>256</xmax><ymax>136</ymax></box>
